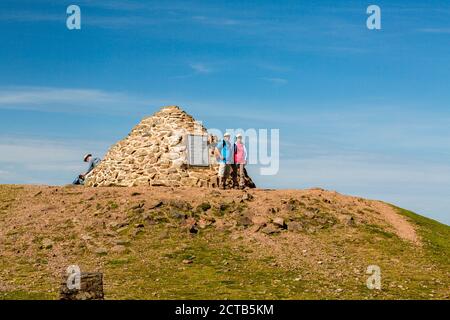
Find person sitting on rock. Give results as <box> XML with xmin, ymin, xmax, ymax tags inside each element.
<box><xmin>233</xmin><ymin>133</ymin><xmax>248</xmax><ymax>189</ymax></box>
<box><xmin>214</xmin><ymin>132</ymin><xmax>234</xmax><ymax>189</ymax></box>
<box><xmin>72</xmin><ymin>154</ymin><xmax>101</xmax><ymax>185</ymax></box>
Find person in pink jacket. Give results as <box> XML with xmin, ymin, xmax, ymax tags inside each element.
<box><xmin>233</xmin><ymin>133</ymin><xmax>248</xmax><ymax>189</ymax></box>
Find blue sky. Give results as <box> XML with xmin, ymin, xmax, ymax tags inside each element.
<box><xmin>0</xmin><ymin>0</ymin><xmax>449</xmax><ymax>224</ymax></box>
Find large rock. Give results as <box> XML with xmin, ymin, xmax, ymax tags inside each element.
<box><xmin>273</xmin><ymin>217</ymin><xmax>286</xmax><ymax>229</ymax></box>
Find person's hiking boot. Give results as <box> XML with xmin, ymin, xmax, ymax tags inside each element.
<box><xmin>231</xmin><ymin>175</ymin><xmax>238</xmax><ymax>188</ymax></box>
<box><xmin>221</xmin><ymin>177</ymin><xmax>227</xmax><ymax>190</ymax></box>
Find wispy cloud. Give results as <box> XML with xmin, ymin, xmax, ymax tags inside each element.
<box><xmin>0</xmin><ymin>2</ymin><xmax>372</xmax><ymax>55</ymax></box>
<box><xmin>0</xmin><ymin>136</ymin><xmax>107</xmax><ymax>163</ymax></box>
<box><xmin>0</xmin><ymin>86</ymin><xmax>165</xmax><ymax>115</ymax></box>
<box><xmin>261</xmin><ymin>77</ymin><xmax>288</xmax><ymax>86</ymax></box>
<box><xmin>254</xmin><ymin>62</ymin><xmax>292</xmax><ymax>73</ymax></box>
<box><xmin>171</xmin><ymin>62</ymin><xmax>215</xmax><ymax>79</ymax></box>
<box><xmin>189</xmin><ymin>62</ymin><xmax>214</xmax><ymax>74</ymax></box>
<box><xmin>0</xmin><ymin>86</ymin><xmax>292</xmax><ymax>120</ymax></box>
<box><xmin>0</xmin><ymin>11</ymin><xmax>61</xmax><ymax>23</ymax></box>
<box><xmin>192</xmin><ymin>15</ymin><xmax>241</xmax><ymax>27</ymax></box>
<box><xmin>0</xmin><ymin>87</ymin><xmax>119</xmax><ymax>105</ymax></box>
<box><xmin>0</xmin><ymin>136</ymin><xmax>108</xmax><ymax>185</ymax></box>
<box><xmin>417</xmin><ymin>28</ymin><xmax>450</xmax><ymax>34</ymax></box>
<box><xmin>79</xmin><ymin>0</ymin><xmax>149</xmax><ymax>12</ymax></box>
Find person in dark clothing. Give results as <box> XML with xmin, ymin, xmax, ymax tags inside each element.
<box><xmin>72</xmin><ymin>154</ymin><xmax>101</xmax><ymax>185</ymax></box>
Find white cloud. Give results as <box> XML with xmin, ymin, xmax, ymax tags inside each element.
<box><xmin>261</xmin><ymin>77</ymin><xmax>288</xmax><ymax>85</ymax></box>
<box><xmin>189</xmin><ymin>63</ymin><xmax>214</xmax><ymax>74</ymax></box>
<box><xmin>0</xmin><ymin>11</ymin><xmax>61</xmax><ymax>23</ymax></box>
<box><xmin>192</xmin><ymin>15</ymin><xmax>241</xmax><ymax>26</ymax></box>
<box><xmin>417</xmin><ymin>28</ymin><xmax>450</xmax><ymax>34</ymax></box>
<box><xmin>0</xmin><ymin>136</ymin><xmax>108</xmax><ymax>185</ymax></box>
<box><xmin>0</xmin><ymin>86</ymin><xmax>287</xmax><ymax>121</ymax></box>
<box><xmin>171</xmin><ymin>63</ymin><xmax>215</xmax><ymax>79</ymax></box>
<box><xmin>0</xmin><ymin>87</ymin><xmax>117</xmax><ymax>105</ymax></box>
<box><xmin>0</xmin><ymin>86</ymin><xmax>167</xmax><ymax>115</ymax></box>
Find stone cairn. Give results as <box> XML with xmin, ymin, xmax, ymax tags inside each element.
<box><xmin>85</xmin><ymin>106</ymin><xmax>255</xmax><ymax>188</ymax></box>
<box><xmin>59</xmin><ymin>272</ymin><xmax>104</xmax><ymax>300</ymax></box>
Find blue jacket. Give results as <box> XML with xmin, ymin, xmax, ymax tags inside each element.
<box><xmin>86</xmin><ymin>157</ymin><xmax>101</xmax><ymax>174</ymax></box>
<box><xmin>216</xmin><ymin>140</ymin><xmax>234</xmax><ymax>164</ymax></box>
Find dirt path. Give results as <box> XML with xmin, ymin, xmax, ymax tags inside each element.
<box><xmin>369</xmin><ymin>201</ymin><xmax>420</xmax><ymax>244</ymax></box>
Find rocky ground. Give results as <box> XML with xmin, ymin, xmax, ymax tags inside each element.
<box><xmin>0</xmin><ymin>184</ymin><xmax>448</xmax><ymax>299</ymax></box>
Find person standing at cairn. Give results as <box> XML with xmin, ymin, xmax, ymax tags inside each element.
<box><xmin>233</xmin><ymin>133</ymin><xmax>248</xmax><ymax>189</ymax></box>
<box><xmin>214</xmin><ymin>132</ymin><xmax>234</xmax><ymax>189</ymax></box>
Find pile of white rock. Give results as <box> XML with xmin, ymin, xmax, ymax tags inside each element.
<box><xmin>85</xmin><ymin>106</ymin><xmax>255</xmax><ymax>188</ymax></box>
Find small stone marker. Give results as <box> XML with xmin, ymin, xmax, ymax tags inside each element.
<box><xmin>60</xmin><ymin>272</ymin><xmax>104</xmax><ymax>300</ymax></box>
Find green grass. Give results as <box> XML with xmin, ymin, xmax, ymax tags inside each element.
<box><xmin>99</xmin><ymin>218</ymin><xmax>449</xmax><ymax>299</ymax></box>
<box><xmin>103</xmin><ymin>226</ymin><xmax>306</xmax><ymax>299</ymax></box>
<box><xmin>394</xmin><ymin>206</ymin><xmax>450</xmax><ymax>265</ymax></box>
<box><xmin>0</xmin><ymin>291</ymin><xmax>54</xmax><ymax>300</ymax></box>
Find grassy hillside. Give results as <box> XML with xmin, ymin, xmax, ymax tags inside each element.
<box><xmin>0</xmin><ymin>185</ymin><xmax>448</xmax><ymax>300</ymax></box>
